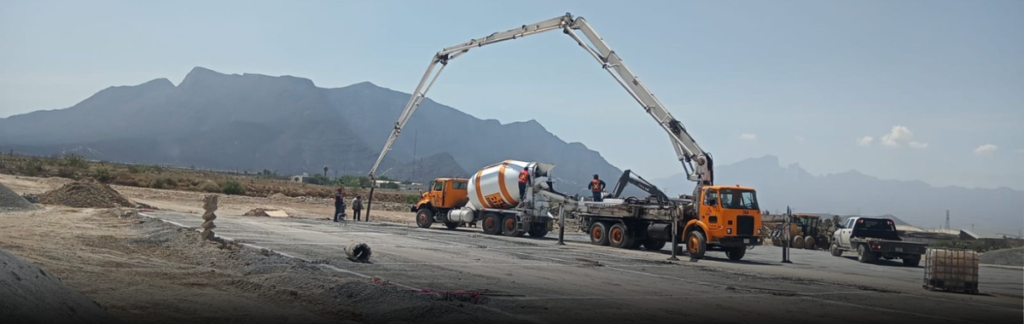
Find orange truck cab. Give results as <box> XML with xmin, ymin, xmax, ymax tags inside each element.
<box><xmin>682</xmin><ymin>184</ymin><xmax>764</xmax><ymax>260</ymax></box>
<box><xmin>411</xmin><ymin>178</ymin><xmax>469</xmax><ymax>227</ymax></box>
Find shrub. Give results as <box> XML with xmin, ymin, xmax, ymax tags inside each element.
<box><xmin>404</xmin><ymin>194</ymin><xmax>420</xmax><ymax>204</ymax></box>
<box><xmin>92</xmin><ymin>168</ymin><xmax>113</xmax><ymax>183</ymax></box>
<box><xmin>20</xmin><ymin>159</ymin><xmax>44</xmax><ymax>176</ymax></box>
<box><xmin>201</xmin><ymin>182</ymin><xmax>221</xmax><ymax>193</ymax></box>
<box><xmin>150</xmin><ymin>177</ymin><xmax>175</xmax><ymax>189</ymax></box>
<box><xmin>221</xmin><ymin>179</ymin><xmax>245</xmax><ymax>195</ymax></box>
<box><xmin>61</xmin><ymin>152</ymin><xmax>88</xmax><ymax>168</ymax></box>
<box><xmin>128</xmin><ymin>165</ymin><xmax>144</xmax><ymax>174</ymax></box>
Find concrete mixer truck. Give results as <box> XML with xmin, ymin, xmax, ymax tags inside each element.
<box><xmin>410</xmin><ymin>160</ymin><xmax>561</xmax><ymax>238</ymax></box>
<box><xmin>364</xmin><ymin>12</ymin><xmax>764</xmax><ymax>260</ymax></box>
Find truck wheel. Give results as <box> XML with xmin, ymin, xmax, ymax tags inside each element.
<box><xmin>415</xmin><ymin>209</ymin><xmax>434</xmax><ymax>228</ymax></box>
<box><xmin>804</xmin><ymin>236</ymin><xmax>816</xmax><ymax>250</ymax></box>
<box><xmin>528</xmin><ymin>222</ymin><xmax>549</xmax><ymax>238</ymax></box>
<box><xmin>502</xmin><ymin>215</ymin><xmax>524</xmax><ymax>237</ymax></box>
<box><xmin>791</xmin><ymin>236</ymin><xmax>804</xmax><ymax>249</ymax></box>
<box><xmin>902</xmin><ymin>256</ymin><xmax>921</xmax><ymax>267</ymax></box>
<box><xmin>444</xmin><ymin>222</ymin><xmax>459</xmax><ymax>230</ymax></box>
<box><xmin>686</xmin><ymin>231</ymin><xmax>707</xmax><ymax>259</ymax></box>
<box><xmin>482</xmin><ymin>213</ymin><xmax>502</xmax><ymax>235</ymax></box>
<box><xmin>609</xmin><ymin>223</ymin><xmax>634</xmax><ymax>248</ymax></box>
<box><xmin>857</xmin><ymin>245</ymin><xmax>876</xmax><ymax>263</ymax></box>
<box><xmin>829</xmin><ymin>243</ymin><xmax>843</xmax><ymax>257</ymax></box>
<box><xmin>643</xmin><ymin>239</ymin><xmax>666</xmax><ymax>251</ymax></box>
<box><xmin>725</xmin><ymin>246</ymin><xmax>746</xmax><ymax>261</ymax></box>
<box><xmin>589</xmin><ymin>222</ymin><xmax>610</xmax><ymax>246</ymax></box>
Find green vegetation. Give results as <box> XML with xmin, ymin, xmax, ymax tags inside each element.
<box><xmin>220</xmin><ymin>179</ymin><xmax>245</xmax><ymax>195</ymax></box>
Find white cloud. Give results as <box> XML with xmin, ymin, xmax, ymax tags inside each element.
<box><xmin>795</xmin><ymin>136</ymin><xmax>807</xmax><ymax>144</ymax></box>
<box><xmin>857</xmin><ymin>136</ymin><xmax>874</xmax><ymax>146</ymax></box>
<box><xmin>879</xmin><ymin>125</ymin><xmax>927</xmax><ymax>149</ymax></box>
<box><xmin>974</xmin><ymin>144</ymin><xmax>998</xmax><ymax>156</ymax></box>
<box><xmin>739</xmin><ymin>133</ymin><xmax>757</xmax><ymax>141</ymax></box>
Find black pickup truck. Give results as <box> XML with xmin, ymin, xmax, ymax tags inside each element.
<box><xmin>829</xmin><ymin>216</ymin><xmax>927</xmax><ymax>266</ymax></box>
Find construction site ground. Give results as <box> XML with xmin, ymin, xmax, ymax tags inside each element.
<box><xmin>1</xmin><ymin>174</ymin><xmax>1021</xmax><ymax>324</ymax></box>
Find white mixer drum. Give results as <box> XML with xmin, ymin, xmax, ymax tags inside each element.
<box><xmin>467</xmin><ymin>160</ymin><xmax>532</xmax><ymax>209</ymax></box>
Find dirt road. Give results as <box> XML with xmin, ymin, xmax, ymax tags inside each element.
<box><xmin>141</xmin><ymin>210</ymin><xmax>1023</xmax><ymax>324</ymax></box>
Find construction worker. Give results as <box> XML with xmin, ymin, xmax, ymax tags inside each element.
<box><xmin>518</xmin><ymin>167</ymin><xmax>530</xmax><ymax>204</ymax></box>
<box><xmin>351</xmin><ymin>195</ymin><xmax>363</xmax><ymax>221</ymax></box>
<box><xmin>333</xmin><ymin>187</ymin><xmax>345</xmax><ymax>222</ymax></box>
<box><xmin>589</xmin><ymin>174</ymin><xmax>606</xmax><ymax>202</ymax></box>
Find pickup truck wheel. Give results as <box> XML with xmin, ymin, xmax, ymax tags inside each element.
<box><xmin>609</xmin><ymin>223</ymin><xmax>634</xmax><ymax>248</ymax></box>
<box><xmin>643</xmin><ymin>239</ymin><xmax>666</xmax><ymax>251</ymax></box>
<box><xmin>415</xmin><ymin>209</ymin><xmax>434</xmax><ymax>228</ymax></box>
<box><xmin>803</xmin><ymin>236</ymin><xmax>816</xmax><ymax>250</ymax></box>
<box><xmin>857</xmin><ymin>245</ymin><xmax>877</xmax><ymax>263</ymax></box>
<box><xmin>829</xmin><ymin>243</ymin><xmax>843</xmax><ymax>257</ymax></box>
<box><xmin>481</xmin><ymin>213</ymin><xmax>502</xmax><ymax>235</ymax></box>
<box><xmin>725</xmin><ymin>246</ymin><xmax>746</xmax><ymax>261</ymax></box>
<box><xmin>589</xmin><ymin>222</ymin><xmax>610</xmax><ymax>246</ymax></box>
<box><xmin>686</xmin><ymin>231</ymin><xmax>707</xmax><ymax>259</ymax></box>
<box><xmin>503</xmin><ymin>215</ymin><xmax>525</xmax><ymax>237</ymax></box>
<box><xmin>902</xmin><ymin>256</ymin><xmax>921</xmax><ymax>267</ymax></box>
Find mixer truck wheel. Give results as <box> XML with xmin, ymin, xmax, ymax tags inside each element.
<box><xmin>589</xmin><ymin>222</ymin><xmax>610</xmax><ymax>246</ymax></box>
<box><xmin>415</xmin><ymin>209</ymin><xmax>434</xmax><ymax>228</ymax></box>
<box><xmin>482</xmin><ymin>213</ymin><xmax>502</xmax><ymax>235</ymax></box>
<box><xmin>609</xmin><ymin>223</ymin><xmax>634</xmax><ymax>249</ymax></box>
<box><xmin>528</xmin><ymin>223</ymin><xmax>549</xmax><ymax>238</ymax></box>
<box><xmin>502</xmin><ymin>215</ymin><xmax>525</xmax><ymax>237</ymax></box>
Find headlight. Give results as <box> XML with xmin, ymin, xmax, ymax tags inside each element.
<box><xmin>726</xmin><ymin>228</ymin><xmax>733</xmax><ymax>234</ymax></box>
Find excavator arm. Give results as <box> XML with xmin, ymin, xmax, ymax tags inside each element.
<box><xmin>366</xmin><ymin>13</ymin><xmax>713</xmax><ymax>217</ymax></box>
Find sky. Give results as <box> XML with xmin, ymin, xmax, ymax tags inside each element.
<box><xmin>2</xmin><ymin>0</ymin><xmax>1022</xmax><ymax>190</ymax></box>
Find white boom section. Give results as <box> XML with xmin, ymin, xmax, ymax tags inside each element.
<box><xmin>367</xmin><ymin>12</ymin><xmax>712</xmax><ymax>189</ymax></box>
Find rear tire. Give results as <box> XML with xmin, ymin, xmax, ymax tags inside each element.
<box><xmin>528</xmin><ymin>222</ymin><xmax>549</xmax><ymax>238</ymax></box>
<box><xmin>482</xmin><ymin>213</ymin><xmax>502</xmax><ymax>235</ymax></box>
<box><xmin>415</xmin><ymin>209</ymin><xmax>434</xmax><ymax>228</ymax></box>
<box><xmin>643</xmin><ymin>239</ymin><xmax>667</xmax><ymax>251</ymax></box>
<box><xmin>725</xmin><ymin>246</ymin><xmax>746</xmax><ymax>261</ymax></box>
<box><xmin>857</xmin><ymin>245</ymin><xmax>876</xmax><ymax>263</ymax></box>
<box><xmin>804</xmin><ymin>236</ymin><xmax>816</xmax><ymax>250</ymax></box>
<box><xmin>686</xmin><ymin>231</ymin><xmax>707</xmax><ymax>259</ymax></box>
<box><xmin>502</xmin><ymin>214</ymin><xmax>524</xmax><ymax>237</ymax></box>
<box><xmin>589</xmin><ymin>222</ymin><xmax>610</xmax><ymax>246</ymax></box>
<box><xmin>609</xmin><ymin>223</ymin><xmax>633</xmax><ymax>248</ymax></box>
<box><xmin>792</xmin><ymin>236</ymin><xmax>805</xmax><ymax>249</ymax></box>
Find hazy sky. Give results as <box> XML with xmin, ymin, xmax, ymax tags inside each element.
<box><xmin>2</xmin><ymin>0</ymin><xmax>1022</xmax><ymax>190</ymax></box>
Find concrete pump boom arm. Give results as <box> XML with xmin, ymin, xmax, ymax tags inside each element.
<box><xmin>367</xmin><ymin>12</ymin><xmax>713</xmax><ymax>188</ymax></box>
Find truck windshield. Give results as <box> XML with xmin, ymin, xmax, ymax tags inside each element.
<box><xmin>718</xmin><ymin>189</ymin><xmax>759</xmax><ymax>210</ymax></box>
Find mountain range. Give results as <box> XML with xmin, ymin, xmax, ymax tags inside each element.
<box><xmin>0</xmin><ymin>67</ymin><xmax>624</xmax><ymax>191</ymax></box>
<box><xmin>653</xmin><ymin>155</ymin><xmax>1023</xmax><ymax>234</ymax></box>
<box><xmin>1</xmin><ymin>67</ymin><xmax>1019</xmax><ymax>234</ymax></box>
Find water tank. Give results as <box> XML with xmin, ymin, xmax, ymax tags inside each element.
<box><xmin>468</xmin><ymin>160</ymin><xmax>556</xmax><ymax>210</ymax></box>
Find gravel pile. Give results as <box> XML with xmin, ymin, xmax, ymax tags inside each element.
<box><xmin>0</xmin><ymin>248</ymin><xmax>123</xmax><ymax>324</ymax></box>
<box><xmin>39</xmin><ymin>180</ymin><xmax>134</xmax><ymax>208</ymax></box>
<box><xmin>980</xmin><ymin>247</ymin><xmax>1024</xmax><ymax>267</ymax></box>
<box><xmin>242</xmin><ymin>208</ymin><xmax>272</xmax><ymax>216</ymax></box>
<box><xmin>0</xmin><ymin>183</ymin><xmax>38</xmax><ymax>212</ymax></box>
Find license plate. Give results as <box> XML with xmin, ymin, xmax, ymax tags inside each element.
<box><xmin>895</xmin><ymin>248</ymin><xmax>903</xmax><ymax>252</ymax></box>
<box><xmin>744</xmin><ymin>239</ymin><xmax>750</xmax><ymax>244</ymax></box>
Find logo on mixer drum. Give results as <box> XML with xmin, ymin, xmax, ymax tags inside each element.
<box><xmin>485</xmin><ymin>193</ymin><xmax>508</xmax><ymax>208</ymax></box>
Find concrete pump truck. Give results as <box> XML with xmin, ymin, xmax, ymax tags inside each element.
<box><xmin>364</xmin><ymin>13</ymin><xmax>763</xmax><ymax>260</ymax></box>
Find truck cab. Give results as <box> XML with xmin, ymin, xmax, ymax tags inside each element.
<box><xmin>683</xmin><ymin>185</ymin><xmax>763</xmax><ymax>260</ymax></box>
<box><xmin>412</xmin><ymin>178</ymin><xmax>469</xmax><ymax>228</ymax></box>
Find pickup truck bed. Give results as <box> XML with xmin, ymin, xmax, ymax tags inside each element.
<box><xmin>830</xmin><ymin>217</ymin><xmax>927</xmax><ymax>267</ymax></box>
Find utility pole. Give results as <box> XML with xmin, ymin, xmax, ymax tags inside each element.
<box><xmin>945</xmin><ymin>210</ymin><xmax>950</xmax><ymax>230</ymax></box>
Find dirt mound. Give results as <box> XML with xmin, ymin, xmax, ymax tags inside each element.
<box><xmin>39</xmin><ymin>180</ymin><xmax>134</xmax><ymax>208</ymax></box>
<box><xmin>0</xmin><ymin>248</ymin><xmax>123</xmax><ymax>324</ymax></box>
<box><xmin>0</xmin><ymin>182</ymin><xmax>38</xmax><ymax>212</ymax></box>
<box><xmin>243</xmin><ymin>208</ymin><xmax>272</xmax><ymax>216</ymax></box>
<box><xmin>980</xmin><ymin>247</ymin><xmax>1024</xmax><ymax>267</ymax></box>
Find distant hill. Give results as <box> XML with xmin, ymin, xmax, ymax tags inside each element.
<box><xmin>0</xmin><ymin>67</ymin><xmax>626</xmax><ymax>191</ymax></box>
<box><xmin>654</xmin><ymin>155</ymin><xmax>1023</xmax><ymax>234</ymax></box>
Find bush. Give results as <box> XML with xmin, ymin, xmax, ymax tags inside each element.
<box><xmin>220</xmin><ymin>179</ymin><xmax>245</xmax><ymax>195</ymax></box>
<box><xmin>150</xmin><ymin>177</ymin><xmax>175</xmax><ymax>189</ymax></box>
<box><xmin>20</xmin><ymin>159</ymin><xmax>44</xmax><ymax>176</ymax></box>
<box><xmin>404</xmin><ymin>194</ymin><xmax>420</xmax><ymax>204</ymax></box>
<box><xmin>128</xmin><ymin>165</ymin><xmax>144</xmax><ymax>174</ymax></box>
<box><xmin>201</xmin><ymin>182</ymin><xmax>221</xmax><ymax>193</ymax></box>
<box><xmin>61</xmin><ymin>153</ymin><xmax>88</xmax><ymax>168</ymax></box>
<box><xmin>92</xmin><ymin>168</ymin><xmax>113</xmax><ymax>183</ymax></box>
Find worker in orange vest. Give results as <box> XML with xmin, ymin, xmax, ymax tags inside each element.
<box><xmin>518</xmin><ymin>167</ymin><xmax>530</xmax><ymax>203</ymax></box>
<box><xmin>589</xmin><ymin>174</ymin><xmax>606</xmax><ymax>202</ymax></box>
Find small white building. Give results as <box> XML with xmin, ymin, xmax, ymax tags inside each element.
<box><xmin>291</xmin><ymin>173</ymin><xmax>309</xmax><ymax>183</ymax></box>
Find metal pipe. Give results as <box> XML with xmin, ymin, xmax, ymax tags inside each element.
<box><xmin>557</xmin><ymin>205</ymin><xmax>565</xmax><ymax>245</ymax></box>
